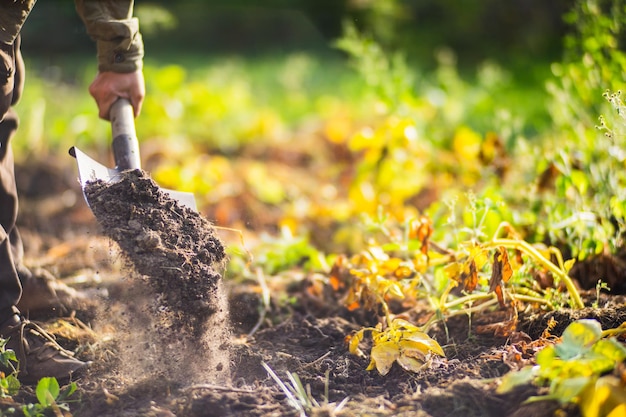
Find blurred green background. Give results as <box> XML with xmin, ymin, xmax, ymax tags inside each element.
<box><xmin>22</xmin><ymin>0</ymin><xmax>570</xmax><ymax>69</ymax></box>
<box><xmin>16</xmin><ymin>0</ymin><xmax>626</xmax><ymax>263</ymax></box>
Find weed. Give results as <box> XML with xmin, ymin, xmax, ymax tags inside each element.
<box><xmin>0</xmin><ymin>338</ymin><xmax>78</xmax><ymax>416</ymax></box>
<box><xmin>21</xmin><ymin>377</ymin><xmax>77</xmax><ymax>417</ymax></box>
<box><xmin>337</xmin><ymin>206</ymin><xmax>585</xmax><ymax>374</ymax></box>
<box><xmin>262</xmin><ymin>362</ymin><xmax>349</xmax><ymax>417</ymax></box>
<box><xmin>0</xmin><ymin>339</ymin><xmax>19</xmax><ymax>399</ymax></box>
<box><xmin>498</xmin><ymin>319</ymin><xmax>626</xmax><ymax>417</ymax></box>
<box><xmin>593</xmin><ymin>280</ymin><xmax>611</xmax><ymax>309</ymax></box>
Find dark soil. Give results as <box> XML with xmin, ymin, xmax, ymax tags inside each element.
<box><xmin>10</xmin><ymin>157</ymin><xmax>625</xmax><ymax>417</ymax></box>
<box><xmin>84</xmin><ymin>169</ymin><xmax>226</xmax><ymax>336</ymax></box>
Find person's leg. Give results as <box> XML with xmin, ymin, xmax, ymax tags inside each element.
<box><xmin>0</xmin><ymin>34</ymin><xmax>88</xmax><ymax>316</ymax></box>
<box><xmin>0</xmin><ymin>36</ymin><xmax>21</xmax><ymax>321</ymax></box>
<box><xmin>0</xmin><ymin>110</ymin><xmax>85</xmax><ymax>316</ymax></box>
<box><xmin>0</xmin><ymin>36</ymin><xmax>89</xmax><ymax>384</ymax></box>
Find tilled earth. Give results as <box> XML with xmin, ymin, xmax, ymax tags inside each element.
<box><xmin>9</xmin><ymin>157</ymin><xmax>626</xmax><ymax>417</ymax></box>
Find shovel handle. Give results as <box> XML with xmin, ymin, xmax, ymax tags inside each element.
<box><xmin>110</xmin><ymin>98</ymin><xmax>141</xmax><ymax>171</ymax></box>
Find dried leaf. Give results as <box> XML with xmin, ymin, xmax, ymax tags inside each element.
<box><xmin>329</xmin><ymin>255</ymin><xmax>347</xmax><ymax>291</ymax></box>
<box><xmin>347</xmin><ymin>300</ymin><xmax>361</xmax><ymax>311</ymax></box>
<box><xmin>489</xmin><ymin>247</ymin><xmax>513</xmax><ymax>307</ymax></box>
<box><xmin>542</xmin><ymin>317</ymin><xmax>558</xmax><ymax>338</ymax></box>
<box><xmin>370</xmin><ymin>340</ymin><xmax>400</xmax><ymax>376</ymax></box>
<box><xmin>408</xmin><ymin>216</ymin><xmax>433</xmax><ymax>255</ymax></box>
<box><xmin>396</xmin><ymin>355</ymin><xmax>427</xmax><ymax>373</ymax></box>
<box><xmin>460</xmin><ymin>259</ymin><xmax>478</xmax><ymax>293</ymax></box>
<box><xmin>537</xmin><ymin>162</ymin><xmax>560</xmax><ymax>193</ymax></box>
<box><xmin>401</xmin><ymin>334</ymin><xmax>445</xmax><ymax>357</ymax></box>
<box><xmin>475</xmin><ymin>313</ymin><xmax>518</xmax><ymax>338</ymax></box>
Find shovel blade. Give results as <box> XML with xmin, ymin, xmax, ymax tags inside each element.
<box><xmin>71</xmin><ymin>146</ymin><xmax>197</xmax><ymax>211</ymax></box>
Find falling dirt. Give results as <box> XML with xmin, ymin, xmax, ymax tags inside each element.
<box><xmin>82</xmin><ymin>169</ymin><xmax>231</xmax><ymax>387</ymax></box>
<box><xmin>83</xmin><ymin>169</ymin><xmax>226</xmax><ymax>336</ymax></box>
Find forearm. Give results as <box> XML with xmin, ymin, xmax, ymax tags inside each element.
<box><xmin>74</xmin><ymin>0</ymin><xmax>144</xmax><ymax>73</ymax></box>
<box><xmin>0</xmin><ymin>0</ymin><xmax>36</xmax><ymax>45</ymax></box>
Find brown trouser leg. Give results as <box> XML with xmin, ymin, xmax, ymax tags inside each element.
<box><xmin>0</xmin><ymin>111</ymin><xmax>21</xmax><ymax>316</ymax></box>
<box><xmin>0</xmin><ymin>35</ymin><xmax>25</xmax><ymax>318</ymax></box>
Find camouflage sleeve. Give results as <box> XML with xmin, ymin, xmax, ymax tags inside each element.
<box><xmin>74</xmin><ymin>0</ymin><xmax>144</xmax><ymax>73</ymax></box>
<box><xmin>0</xmin><ymin>0</ymin><xmax>36</xmax><ymax>45</ymax></box>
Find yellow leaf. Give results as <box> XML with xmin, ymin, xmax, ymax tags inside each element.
<box><xmin>403</xmin><ymin>332</ymin><xmax>445</xmax><ymax>357</ymax></box>
<box><xmin>370</xmin><ymin>340</ymin><xmax>400</xmax><ymax>376</ymax></box>
<box><xmin>397</xmin><ymin>354</ymin><xmax>427</xmax><ymax>373</ymax></box>
<box><xmin>398</xmin><ymin>340</ymin><xmax>428</xmax><ymax>360</ymax></box>
<box><xmin>453</xmin><ymin>126</ymin><xmax>482</xmax><ymax>161</ymax></box>
<box><xmin>608</xmin><ymin>404</ymin><xmax>626</xmax><ymax>417</ymax></box>
<box><xmin>394</xmin><ymin>264</ymin><xmax>414</xmax><ymax>279</ymax></box>
<box><xmin>380</xmin><ymin>257</ymin><xmax>403</xmax><ymax>275</ymax></box>
<box><xmin>580</xmin><ymin>376</ymin><xmax>626</xmax><ymax>417</ymax></box>
<box><xmin>469</xmin><ymin>244</ymin><xmax>489</xmax><ymax>270</ymax></box>
<box><xmin>348</xmin><ymin>331</ymin><xmax>364</xmax><ymax>356</ymax></box>
<box><xmin>564</xmin><ymin>258</ymin><xmax>576</xmax><ymax>274</ymax></box>
<box><xmin>385</xmin><ymin>280</ymin><xmax>406</xmax><ymax>299</ymax></box>
<box><xmin>444</xmin><ymin>262</ymin><xmax>462</xmax><ymax>280</ymax></box>
<box><xmin>392</xmin><ymin>318</ymin><xmax>420</xmax><ymax>332</ymax></box>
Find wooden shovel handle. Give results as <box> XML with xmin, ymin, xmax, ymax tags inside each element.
<box><xmin>110</xmin><ymin>98</ymin><xmax>141</xmax><ymax>171</ymax></box>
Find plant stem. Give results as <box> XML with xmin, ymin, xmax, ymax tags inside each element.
<box><xmin>443</xmin><ymin>291</ymin><xmax>553</xmax><ymax>312</ymax></box>
<box><xmin>483</xmin><ymin>238</ymin><xmax>585</xmax><ymax>309</ymax></box>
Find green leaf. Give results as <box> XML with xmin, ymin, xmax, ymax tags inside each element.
<box><xmin>550</xmin><ymin>375</ymin><xmax>592</xmax><ymax>404</ymax></box>
<box><xmin>578</xmin><ymin>353</ymin><xmax>616</xmax><ymax>375</ymax></box>
<box><xmin>0</xmin><ymin>349</ymin><xmax>17</xmax><ymax>368</ymax></box>
<box><xmin>536</xmin><ymin>345</ymin><xmax>557</xmax><ymax>368</ymax></box>
<box><xmin>5</xmin><ymin>374</ymin><xmax>20</xmax><ymax>397</ymax></box>
<box><xmin>592</xmin><ymin>338</ymin><xmax>626</xmax><ymax>363</ymax></box>
<box><xmin>555</xmin><ymin>320</ymin><xmax>602</xmax><ymax>360</ymax></box>
<box><xmin>58</xmin><ymin>381</ymin><xmax>77</xmax><ymax>402</ymax></box>
<box><xmin>497</xmin><ymin>365</ymin><xmax>538</xmax><ymax>393</ymax></box>
<box><xmin>36</xmin><ymin>377</ymin><xmax>60</xmax><ymax>407</ymax></box>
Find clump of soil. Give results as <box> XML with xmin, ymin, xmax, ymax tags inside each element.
<box><xmin>83</xmin><ymin>170</ymin><xmax>232</xmax><ymax>387</ymax></box>
<box><xmin>84</xmin><ymin>169</ymin><xmax>226</xmax><ymax>335</ymax></box>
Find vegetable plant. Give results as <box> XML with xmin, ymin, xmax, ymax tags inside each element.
<box><xmin>498</xmin><ymin>319</ymin><xmax>626</xmax><ymax>417</ymax></box>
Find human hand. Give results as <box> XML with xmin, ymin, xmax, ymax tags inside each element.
<box><xmin>88</xmin><ymin>70</ymin><xmax>145</xmax><ymax>120</ymax></box>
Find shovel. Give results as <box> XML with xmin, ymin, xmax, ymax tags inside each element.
<box><xmin>70</xmin><ymin>98</ymin><xmax>197</xmax><ymax>210</ymax></box>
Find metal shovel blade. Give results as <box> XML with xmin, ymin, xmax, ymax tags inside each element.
<box><xmin>70</xmin><ymin>98</ymin><xmax>197</xmax><ymax>211</ymax></box>
<box><xmin>71</xmin><ymin>146</ymin><xmax>197</xmax><ymax>210</ymax></box>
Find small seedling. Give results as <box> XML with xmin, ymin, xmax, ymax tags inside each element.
<box><xmin>0</xmin><ymin>338</ymin><xmax>19</xmax><ymax>399</ymax></box>
<box><xmin>262</xmin><ymin>362</ymin><xmax>349</xmax><ymax>417</ymax></box>
<box><xmin>20</xmin><ymin>377</ymin><xmax>77</xmax><ymax>417</ymax></box>
<box><xmin>593</xmin><ymin>280</ymin><xmax>611</xmax><ymax>309</ymax></box>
